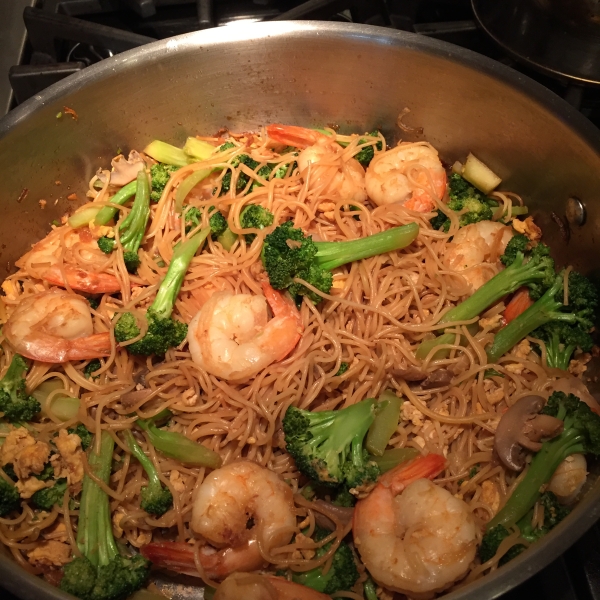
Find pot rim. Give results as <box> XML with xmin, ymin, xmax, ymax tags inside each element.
<box><xmin>1</xmin><ymin>20</ymin><xmax>600</xmax><ymax>600</ymax></box>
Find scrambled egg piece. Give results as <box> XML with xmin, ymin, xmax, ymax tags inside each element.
<box><xmin>43</xmin><ymin>522</ymin><xmax>68</xmax><ymax>543</ymax></box>
<box><xmin>483</xmin><ymin>380</ymin><xmax>505</xmax><ymax>405</ymax></box>
<box><xmin>89</xmin><ymin>222</ymin><xmax>114</xmax><ymax>238</ymax></box>
<box><xmin>1</xmin><ymin>280</ymin><xmax>20</xmax><ymax>302</ymax></box>
<box><xmin>27</xmin><ymin>541</ymin><xmax>72</xmax><ymax>568</ymax></box>
<box><xmin>402</xmin><ymin>401</ymin><xmax>425</xmax><ymax>427</ymax></box>
<box><xmin>513</xmin><ymin>339</ymin><xmax>532</xmax><ymax>360</ymax></box>
<box><xmin>1</xmin><ymin>428</ymin><xmax>50</xmax><ymax>480</ymax></box>
<box><xmin>569</xmin><ymin>353</ymin><xmax>591</xmax><ymax>376</ymax></box>
<box><xmin>180</xmin><ymin>389</ymin><xmax>198</xmax><ymax>407</ymax></box>
<box><xmin>317</xmin><ymin>201</ymin><xmax>336</xmax><ymax>220</ymax></box>
<box><xmin>16</xmin><ymin>477</ymin><xmax>47</xmax><ymax>499</ymax></box>
<box><xmin>481</xmin><ymin>480</ymin><xmax>501</xmax><ymax>512</ymax></box>
<box><xmin>512</xmin><ymin>216</ymin><xmax>542</xmax><ymax>242</ymax></box>
<box><xmin>169</xmin><ymin>470</ymin><xmax>186</xmax><ymax>494</ymax></box>
<box><xmin>479</xmin><ymin>313</ymin><xmax>504</xmax><ymax>331</ymax></box>
<box><xmin>53</xmin><ymin>429</ymin><xmax>84</xmax><ymax>487</ymax></box>
<box><xmin>505</xmin><ymin>363</ymin><xmax>525</xmax><ymax>376</ymax></box>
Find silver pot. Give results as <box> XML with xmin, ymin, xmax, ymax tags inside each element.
<box><xmin>1</xmin><ymin>21</ymin><xmax>599</xmax><ymax>600</ymax></box>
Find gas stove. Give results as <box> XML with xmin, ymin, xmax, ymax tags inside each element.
<box><xmin>2</xmin><ymin>1</ymin><xmax>600</xmax><ymax>599</ymax></box>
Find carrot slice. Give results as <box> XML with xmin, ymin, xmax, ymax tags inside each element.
<box><xmin>504</xmin><ymin>287</ymin><xmax>533</xmax><ymax>323</ymax></box>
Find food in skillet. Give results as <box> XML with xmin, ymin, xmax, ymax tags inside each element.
<box><xmin>0</xmin><ymin>121</ymin><xmax>597</xmax><ymax>600</ymax></box>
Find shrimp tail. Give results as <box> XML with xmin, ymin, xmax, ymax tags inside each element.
<box><xmin>261</xmin><ymin>282</ymin><xmax>302</xmax><ymax>361</ymax></box>
<box><xmin>16</xmin><ymin>332</ymin><xmax>112</xmax><ymax>363</ymax></box>
<box><xmin>141</xmin><ymin>540</ymin><xmax>265</xmax><ymax>580</ymax></box>
<box><xmin>380</xmin><ymin>453</ymin><xmax>446</xmax><ymax>495</ymax></box>
<box><xmin>266</xmin><ymin>124</ymin><xmax>319</xmax><ymax>149</ymax></box>
<box><xmin>140</xmin><ymin>542</ymin><xmax>201</xmax><ymax>578</ymax></box>
<box><xmin>43</xmin><ymin>265</ymin><xmax>122</xmax><ymax>294</ymax></box>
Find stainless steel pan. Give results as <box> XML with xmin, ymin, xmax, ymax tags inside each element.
<box><xmin>1</xmin><ymin>21</ymin><xmax>600</xmax><ymax>600</ymax></box>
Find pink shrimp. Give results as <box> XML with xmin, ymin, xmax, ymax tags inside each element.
<box><xmin>141</xmin><ymin>461</ymin><xmax>296</xmax><ymax>580</ymax></box>
<box><xmin>266</xmin><ymin>124</ymin><xmax>367</xmax><ymax>205</ymax></box>
<box><xmin>16</xmin><ymin>226</ymin><xmax>121</xmax><ymax>294</ymax></box>
<box><xmin>353</xmin><ymin>454</ymin><xmax>477</xmax><ymax>597</ymax></box>
<box><xmin>187</xmin><ymin>282</ymin><xmax>303</xmax><ymax>380</ymax></box>
<box><xmin>365</xmin><ymin>141</ymin><xmax>447</xmax><ymax>212</ymax></box>
<box><xmin>3</xmin><ymin>290</ymin><xmax>111</xmax><ymax>363</ymax></box>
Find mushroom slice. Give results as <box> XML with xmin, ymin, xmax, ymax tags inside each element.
<box><xmin>494</xmin><ymin>395</ymin><xmax>564</xmax><ymax>471</ymax></box>
<box><xmin>97</xmin><ymin>150</ymin><xmax>145</xmax><ymax>187</ymax></box>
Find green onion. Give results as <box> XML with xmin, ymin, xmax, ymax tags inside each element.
<box><xmin>32</xmin><ymin>379</ymin><xmax>80</xmax><ymax>422</ymax></box>
<box><xmin>217</xmin><ymin>228</ymin><xmax>238</xmax><ymax>251</ymax></box>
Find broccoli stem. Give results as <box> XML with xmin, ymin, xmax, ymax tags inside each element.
<box><xmin>440</xmin><ymin>253</ymin><xmax>546</xmax><ymax>326</ymax></box>
<box><xmin>95</xmin><ymin>181</ymin><xmax>137</xmax><ymax>226</ymax></box>
<box><xmin>119</xmin><ymin>171</ymin><xmax>150</xmax><ymax>254</ymax></box>
<box><xmin>174</xmin><ymin>168</ymin><xmax>212</xmax><ymax>213</ymax></box>
<box><xmin>415</xmin><ymin>252</ymin><xmax>555</xmax><ymax>360</ymax></box>
<box><xmin>150</xmin><ymin>227</ymin><xmax>211</xmax><ymax>320</ymax></box>
<box><xmin>314</xmin><ymin>223</ymin><xmax>419</xmax><ymax>271</ymax></box>
<box><xmin>123</xmin><ymin>430</ymin><xmax>162</xmax><ymax>493</ymax></box>
<box><xmin>546</xmin><ymin>332</ymin><xmax>575</xmax><ymax>371</ymax></box>
<box><xmin>487</xmin><ymin>428</ymin><xmax>583</xmax><ymax>529</ymax></box>
<box><xmin>486</xmin><ymin>278</ymin><xmax>576</xmax><ymax>363</ymax></box>
<box><xmin>78</xmin><ymin>431</ymin><xmax>117</xmax><ymax>566</ymax></box>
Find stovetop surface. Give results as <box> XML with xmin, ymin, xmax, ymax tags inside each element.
<box><xmin>3</xmin><ymin>1</ymin><xmax>600</xmax><ymax>599</ymax></box>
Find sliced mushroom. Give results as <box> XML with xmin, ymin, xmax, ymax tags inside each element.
<box><xmin>120</xmin><ymin>388</ymin><xmax>153</xmax><ymax>408</ymax></box>
<box><xmin>421</xmin><ymin>369</ymin><xmax>453</xmax><ymax>389</ymax></box>
<box><xmin>97</xmin><ymin>150</ymin><xmax>144</xmax><ymax>187</ymax></box>
<box><xmin>494</xmin><ymin>395</ymin><xmax>564</xmax><ymax>471</ymax></box>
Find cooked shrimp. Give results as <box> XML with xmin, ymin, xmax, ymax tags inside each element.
<box><xmin>267</xmin><ymin>124</ymin><xmax>367</xmax><ymax>204</ymax></box>
<box><xmin>187</xmin><ymin>282</ymin><xmax>303</xmax><ymax>380</ymax></box>
<box><xmin>16</xmin><ymin>226</ymin><xmax>121</xmax><ymax>294</ymax></box>
<box><xmin>353</xmin><ymin>454</ymin><xmax>478</xmax><ymax>598</ymax></box>
<box><xmin>214</xmin><ymin>573</ymin><xmax>330</xmax><ymax>600</ymax></box>
<box><xmin>141</xmin><ymin>461</ymin><xmax>296</xmax><ymax>579</ymax></box>
<box><xmin>365</xmin><ymin>141</ymin><xmax>446</xmax><ymax>212</ymax></box>
<box><xmin>3</xmin><ymin>290</ymin><xmax>111</xmax><ymax>363</ymax></box>
<box><xmin>548</xmin><ymin>454</ymin><xmax>587</xmax><ymax>504</ymax></box>
<box><xmin>443</xmin><ymin>221</ymin><xmax>513</xmax><ymax>291</ymax></box>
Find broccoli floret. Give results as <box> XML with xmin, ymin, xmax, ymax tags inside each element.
<box><xmin>60</xmin><ymin>432</ymin><xmax>150</xmax><ymax>600</ymax></box>
<box><xmin>332</xmin><ymin>487</ymin><xmax>355</xmax><ymax>507</ymax></box>
<box><xmin>150</xmin><ymin>163</ymin><xmax>179</xmax><ymax>203</ymax></box>
<box><xmin>124</xmin><ymin>430</ymin><xmax>172</xmax><ymax>516</ymax></box>
<box><xmin>262</xmin><ymin>221</ymin><xmax>419</xmax><ymax>304</ymax></box>
<box><xmin>2</xmin><ymin>464</ymin><xmax>17</xmax><ymax>481</ymax></box>
<box><xmin>480</xmin><ymin>492</ymin><xmax>570</xmax><ymax>565</ymax></box>
<box><xmin>487</xmin><ymin>271</ymin><xmax>597</xmax><ymax>363</ymax></box>
<box><xmin>217</xmin><ymin>141</ymin><xmax>235</xmax><ymax>152</ymax></box>
<box><xmin>335</xmin><ymin>362</ymin><xmax>349</xmax><ymax>377</ymax></box>
<box><xmin>31</xmin><ymin>478</ymin><xmax>67</xmax><ymax>511</ymax></box>
<box><xmin>115</xmin><ymin>228</ymin><xmax>209</xmax><ymax>355</ymax></box>
<box><xmin>291</xmin><ymin>527</ymin><xmax>359</xmax><ymax>594</ymax></box>
<box><xmin>0</xmin><ymin>355</ymin><xmax>40</xmax><ymax>423</ymax></box>
<box><xmin>84</xmin><ymin>359</ymin><xmax>102</xmax><ymax>379</ymax></box>
<box><xmin>500</xmin><ymin>234</ymin><xmax>529</xmax><ymax>267</ymax></box>
<box><xmin>220</xmin><ymin>154</ymin><xmax>259</xmax><ymax>195</ymax></box>
<box><xmin>68</xmin><ymin>424</ymin><xmax>93</xmax><ymax>450</ymax></box>
<box><xmin>240</xmin><ymin>205</ymin><xmax>274</xmax><ymax>243</ymax></box>
<box><xmin>36</xmin><ymin>462</ymin><xmax>54</xmax><ymax>481</ymax></box>
<box><xmin>430</xmin><ymin>174</ymin><xmax>495</xmax><ymax>231</ymax></box>
<box><xmin>416</xmin><ymin>239</ymin><xmax>556</xmax><ymax>359</ymax></box>
<box><xmin>0</xmin><ymin>478</ymin><xmax>19</xmax><ymax>516</ymax></box>
<box><xmin>283</xmin><ymin>398</ymin><xmax>379</xmax><ymax>490</ymax></box>
<box><xmin>353</xmin><ymin>131</ymin><xmax>383</xmax><ymax>167</ymax></box>
<box><xmin>184</xmin><ymin>206</ymin><xmax>228</xmax><ymax>239</ymax></box>
<box><xmin>482</xmin><ymin>391</ymin><xmax>600</xmax><ymax>562</ymax></box>
<box><xmin>97</xmin><ymin>237</ymin><xmax>115</xmax><ymax>254</ymax></box>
